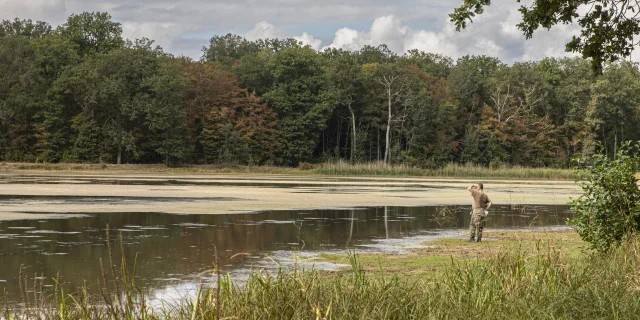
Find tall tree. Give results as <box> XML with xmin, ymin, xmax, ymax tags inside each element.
<box><xmin>0</xmin><ymin>35</ymin><xmax>40</xmax><ymax>161</ymax></box>
<box><xmin>57</xmin><ymin>12</ymin><xmax>124</xmax><ymax>56</ymax></box>
<box><xmin>587</xmin><ymin>62</ymin><xmax>640</xmax><ymax>156</ymax></box>
<box><xmin>448</xmin><ymin>55</ymin><xmax>501</xmax><ymax>126</ymax></box>
<box><xmin>261</xmin><ymin>46</ymin><xmax>334</xmax><ymax>165</ymax></box>
<box><xmin>325</xmin><ymin>49</ymin><xmax>363</xmax><ymax>162</ymax></box>
<box><xmin>204</xmin><ymin>34</ymin><xmax>261</xmax><ymax>68</ymax></box>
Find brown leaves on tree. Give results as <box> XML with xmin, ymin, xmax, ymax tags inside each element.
<box><xmin>180</xmin><ymin>59</ymin><xmax>279</xmax><ymax>164</ymax></box>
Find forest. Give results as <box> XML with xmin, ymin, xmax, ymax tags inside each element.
<box><xmin>1</xmin><ymin>12</ymin><xmax>639</xmax><ymax>168</ymax></box>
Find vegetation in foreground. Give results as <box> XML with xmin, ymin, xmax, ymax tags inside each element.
<box><xmin>4</xmin><ymin>230</ymin><xmax>640</xmax><ymax>319</ymax></box>
<box><xmin>0</xmin><ymin>161</ymin><xmax>576</xmax><ymax>180</ymax></box>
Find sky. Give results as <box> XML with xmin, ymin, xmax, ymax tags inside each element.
<box><xmin>0</xmin><ymin>0</ymin><xmax>622</xmax><ymax>63</ymax></box>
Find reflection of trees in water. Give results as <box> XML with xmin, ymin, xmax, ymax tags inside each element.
<box><xmin>0</xmin><ymin>205</ymin><xmax>572</xmax><ymax>300</ymax></box>
<box><xmin>385</xmin><ymin>206</ymin><xmax>389</xmax><ymax>239</ymax></box>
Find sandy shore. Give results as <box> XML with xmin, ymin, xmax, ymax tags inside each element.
<box><xmin>0</xmin><ymin>172</ymin><xmax>581</xmax><ymax>220</ymax></box>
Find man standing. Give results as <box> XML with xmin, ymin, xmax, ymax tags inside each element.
<box><xmin>467</xmin><ymin>183</ymin><xmax>492</xmax><ymax>242</ymax></box>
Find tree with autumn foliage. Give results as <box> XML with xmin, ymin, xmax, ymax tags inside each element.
<box><xmin>181</xmin><ymin>59</ymin><xmax>279</xmax><ymax>165</ymax></box>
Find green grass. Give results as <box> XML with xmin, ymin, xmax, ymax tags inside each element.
<box><xmin>4</xmin><ymin>230</ymin><xmax>640</xmax><ymax>319</ymax></box>
<box><xmin>0</xmin><ymin>161</ymin><xmax>576</xmax><ymax>180</ymax></box>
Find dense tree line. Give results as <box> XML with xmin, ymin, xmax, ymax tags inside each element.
<box><xmin>1</xmin><ymin>12</ymin><xmax>638</xmax><ymax>167</ymax></box>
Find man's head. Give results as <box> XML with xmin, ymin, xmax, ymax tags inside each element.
<box><xmin>477</xmin><ymin>183</ymin><xmax>484</xmax><ymax>190</ymax></box>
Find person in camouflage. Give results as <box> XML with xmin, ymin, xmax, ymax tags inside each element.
<box><xmin>467</xmin><ymin>183</ymin><xmax>492</xmax><ymax>242</ymax></box>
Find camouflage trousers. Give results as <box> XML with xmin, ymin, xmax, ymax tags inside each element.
<box><xmin>469</xmin><ymin>208</ymin><xmax>486</xmax><ymax>240</ymax></box>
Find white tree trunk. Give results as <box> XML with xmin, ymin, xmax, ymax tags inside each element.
<box><xmin>348</xmin><ymin>103</ymin><xmax>356</xmax><ymax>162</ymax></box>
<box><xmin>384</xmin><ymin>86</ymin><xmax>392</xmax><ymax>165</ymax></box>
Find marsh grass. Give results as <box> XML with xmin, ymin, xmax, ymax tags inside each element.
<box><xmin>1</xmin><ymin>161</ymin><xmax>575</xmax><ymax>180</ymax></box>
<box><xmin>3</xmin><ymin>229</ymin><xmax>640</xmax><ymax>319</ymax></box>
<box><xmin>313</xmin><ymin>161</ymin><xmax>575</xmax><ymax>179</ymax></box>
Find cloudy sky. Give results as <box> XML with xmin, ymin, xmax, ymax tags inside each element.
<box><xmin>0</xmin><ymin>0</ymin><xmax>599</xmax><ymax>63</ymax></box>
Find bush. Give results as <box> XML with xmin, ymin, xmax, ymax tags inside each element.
<box><xmin>569</xmin><ymin>142</ymin><xmax>640</xmax><ymax>253</ymax></box>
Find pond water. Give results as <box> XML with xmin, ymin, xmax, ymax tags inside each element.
<box><xmin>0</xmin><ymin>204</ymin><xmax>571</xmax><ymax>303</ymax></box>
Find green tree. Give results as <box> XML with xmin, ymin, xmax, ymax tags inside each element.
<box><xmin>0</xmin><ymin>35</ymin><xmax>42</xmax><ymax>161</ymax></box>
<box><xmin>0</xmin><ymin>18</ymin><xmax>52</xmax><ymax>38</ymax></box>
<box><xmin>570</xmin><ymin>142</ymin><xmax>640</xmax><ymax>253</ymax></box>
<box><xmin>57</xmin><ymin>12</ymin><xmax>124</xmax><ymax>56</ymax></box>
<box><xmin>32</xmin><ymin>34</ymin><xmax>82</xmax><ymax>161</ymax></box>
<box><xmin>261</xmin><ymin>46</ymin><xmax>334</xmax><ymax>165</ymax></box>
<box><xmin>403</xmin><ymin>50</ymin><xmax>453</xmax><ymax>79</ymax></box>
<box><xmin>448</xmin><ymin>55</ymin><xmax>501</xmax><ymax>126</ymax></box>
<box><xmin>53</xmin><ymin>39</ymin><xmax>186</xmax><ymax>164</ymax></box>
<box><xmin>143</xmin><ymin>57</ymin><xmax>192</xmax><ymax>165</ymax></box>
<box><xmin>204</xmin><ymin>33</ymin><xmax>262</xmax><ymax>68</ymax></box>
<box><xmin>325</xmin><ymin>49</ymin><xmax>363</xmax><ymax>162</ymax></box>
<box><xmin>587</xmin><ymin>62</ymin><xmax>640</xmax><ymax>157</ymax></box>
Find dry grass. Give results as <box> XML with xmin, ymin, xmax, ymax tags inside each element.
<box><xmin>0</xmin><ymin>161</ymin><xmax>576</xmax><ymax>180</ymax></box>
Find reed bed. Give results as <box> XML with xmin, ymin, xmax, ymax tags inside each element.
<box><xmin>1</xmin><ymin>161</ymin><xmax>575</xmax><ymax>180</ymax></box>
<box><xmin>3</xmin><ymin>232</ymin><xmax>640</xmax><ymax>319</ymax></box>
<box><xmin>313</xmin><ymin>161</ymin><xmax>575</xmax><ymax>179</ymax></box>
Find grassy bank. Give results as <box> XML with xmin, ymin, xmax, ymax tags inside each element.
<box><xmin>5</xmin><ymin>230</ymin><xmax>640</xmax><ymax>319</ymax></box>
<box><xmin>0</xmin><ymin>161</ymin><xmax>576</xmax><ymax>180</ymax></box>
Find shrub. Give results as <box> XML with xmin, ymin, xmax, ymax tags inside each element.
<box><xmin>569</xmin><ymin>142</ymin><xmax>640</xmax><ymax>253</ymax></box>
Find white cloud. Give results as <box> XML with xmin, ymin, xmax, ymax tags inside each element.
<box><xmin>244</xmin><ymin>21</ymin><xmax>323</xmax><ymax>50</ymax></box>
<box><xmin>327</xmin><ymin>27</ymin><xmax>368</xmax><ymax>51</ymax></box>
<box><xmin>0</xmin><ymin>0</ymin><xmax>593</xmax><ymax>63</ymax></box>
<box><xmin>406</xmin><ymin>31</ymin><xmax>459</xmax><ymax>58</ymax></box>
<box><xmin>324</xmin><ymin>15</ymin><xmax>459</xmax><ymax>58</ymax></box>
<box><xmin>294</xmin><ymin>32</ymin><xmax>322</xmax><ymax>51</ymax></box>
<box><xmin>245</xmin><ymin>21</ymin><xmax>286</xmax><ymax>41</ymax></box>
<box><xmin>121</xmin><ymin>22</ymin><xmax>195</xmax><ymax>52</ymax></box>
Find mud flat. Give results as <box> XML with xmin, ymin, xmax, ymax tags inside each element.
<box><xmin>0</xmin><ymin>172</ymin><xmax>580</xmax><ymax>220</ymax></box>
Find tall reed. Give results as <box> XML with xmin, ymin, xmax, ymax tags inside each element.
<box><xmin>4</xmin><ymin>233</ymin><xmax>639</xmax><ymax>319</ymax></box>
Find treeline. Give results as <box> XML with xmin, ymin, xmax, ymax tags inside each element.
<box><xmin>1</xmin><ymin>12</ymin><xmax>639</xmax><ymax>167</ymax></box>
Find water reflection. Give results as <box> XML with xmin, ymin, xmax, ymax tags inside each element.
<box><xmin>0</xmin><ymin>204</ymin><xmax>571</xmax><ymax>302</ymax></box>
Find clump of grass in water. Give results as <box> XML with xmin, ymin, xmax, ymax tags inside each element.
<box><xmin>3</xmin><ymin>231</ymin><xmax>640</xmax><ymax>319</ymax></box>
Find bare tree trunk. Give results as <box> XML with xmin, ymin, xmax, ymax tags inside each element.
<box><xmin>348</xmin><ymin>103</ymin><xmax>356</xmax><ymax>163</ymax></box>
<box><xmin>117</xmin><ymin>143</ymin><xmax>122</xmax><ymax>165</ymax></box>
<box><xmin>384</xmin><ymin>87</ymin><xmax>392</xmax><ymax>165</ymax></box>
